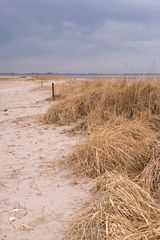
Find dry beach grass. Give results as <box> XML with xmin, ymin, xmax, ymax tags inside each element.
<box><xmin>44</xmin><ymin>78</ymin><xmax>160</xmax><ymax>239</ymax></box>
<box><xmin>67</xmin><ymin>120</ymin><xmax>157</xmax><ymax>179</ymax></box>
<box><xmin>68</xmin><ymin>174</ymin><xmax>160</xmax><ymax>240</ymax></box>
<box><xmin>44</xmin><ymin>78</ymin><xmax>160</xmax><ymax>131</ymax></box>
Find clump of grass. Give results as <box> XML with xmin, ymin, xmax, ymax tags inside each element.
<box><xmin>44</xmin><ymin>79</ymin><xmax>160</xmax><ymax>129</ymax></box>
<box><xmin>44</xmin><ymin>80</ymin><xmax>104</xmax><ymax>125</ymax></box>
<box><xmin>148</xmin><ymin>116</ymin><xmax>160</xmax><ymax>134</ymax></box>
<box><xmin>67</xmin><ymin>120</ymin><xmax>156</xmax><ymax>178</ymax></box>
<box><xmin>68</xmin><ymin>174</ymin><xmax>160</xmax><ymax>240</ymax></box>
<box><xmin>136</xmin><ymin>145</ymin><xmax>160</xmax><ymax>200</ymax></box>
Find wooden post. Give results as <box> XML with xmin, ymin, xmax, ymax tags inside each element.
<box><xmin>52</xmin><ymin>83</ymin><xmax>55</xmax><ymax>100</ymax></box>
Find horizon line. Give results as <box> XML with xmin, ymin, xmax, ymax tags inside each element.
<box><xmin>1</xmin><ymin>72</ymin><xmax>160</xmax><ymax>76</ymax></box>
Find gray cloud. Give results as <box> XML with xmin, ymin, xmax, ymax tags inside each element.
<box><xmin>0</xmin><ymin>0</ymin><xmax>160</xmax><ymax>73</ymax></box>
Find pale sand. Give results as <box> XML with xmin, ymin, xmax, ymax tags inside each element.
<box><xmin>0</xmin><ymin>80</ymin><xmax>91</xmax><ymax>239</ymax></box>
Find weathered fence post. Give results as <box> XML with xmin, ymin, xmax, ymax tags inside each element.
<box><xmin>52</xmin><ymin>83</ymin><xmax>55</xmax><ymax>100</ymax></box>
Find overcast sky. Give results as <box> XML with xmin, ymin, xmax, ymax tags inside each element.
<box><xmin>1</xmin><ymin>0</ymin><xmax>160</xmax><ymax>73</ymax></box>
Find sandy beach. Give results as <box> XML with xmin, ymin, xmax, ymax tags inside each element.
<box><xmin>0</xmin><ymin>79</ymin><xmax>91</xmax><ymax>240</ymax></box>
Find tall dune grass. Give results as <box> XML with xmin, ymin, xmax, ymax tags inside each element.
<box><xmin>136</xmin><ymin>145</ymin><xmax>160</xmax><ymax>200</ymax></box>
<box><xmin>44</xmin><ymin>79</ymin><xmax>160</xmax><ymax>130</ymax></box>
<box><xmin>66</xmin><ymin>120</ymin><xmax>157</xmax><ymax>179</ymax></box>
<box><xmin>44</xmin><ymin>78</ymin><xmax>160</xmax><ymax>239</ymax></box>
<box><xmin>68</xmin><ymin>174</ymin><xmax>160</xmax><ymax>240</ymax></box>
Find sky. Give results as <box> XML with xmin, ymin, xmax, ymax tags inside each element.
<box><xmin>1</xmin><ymin>0</ymin><xmax>160</xmax><ymax>73</ymax></box>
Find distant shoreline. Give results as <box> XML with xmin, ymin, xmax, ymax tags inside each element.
<box><xmin>0</xmin><ymin>73</ymin><xmax>160</xmax><ymax>78</ymax></box>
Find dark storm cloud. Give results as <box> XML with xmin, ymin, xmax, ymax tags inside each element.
<box><xmin>1</xmin><ymin>0</ymin><xmax>160</xmax><ymax>72</ymax></box>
